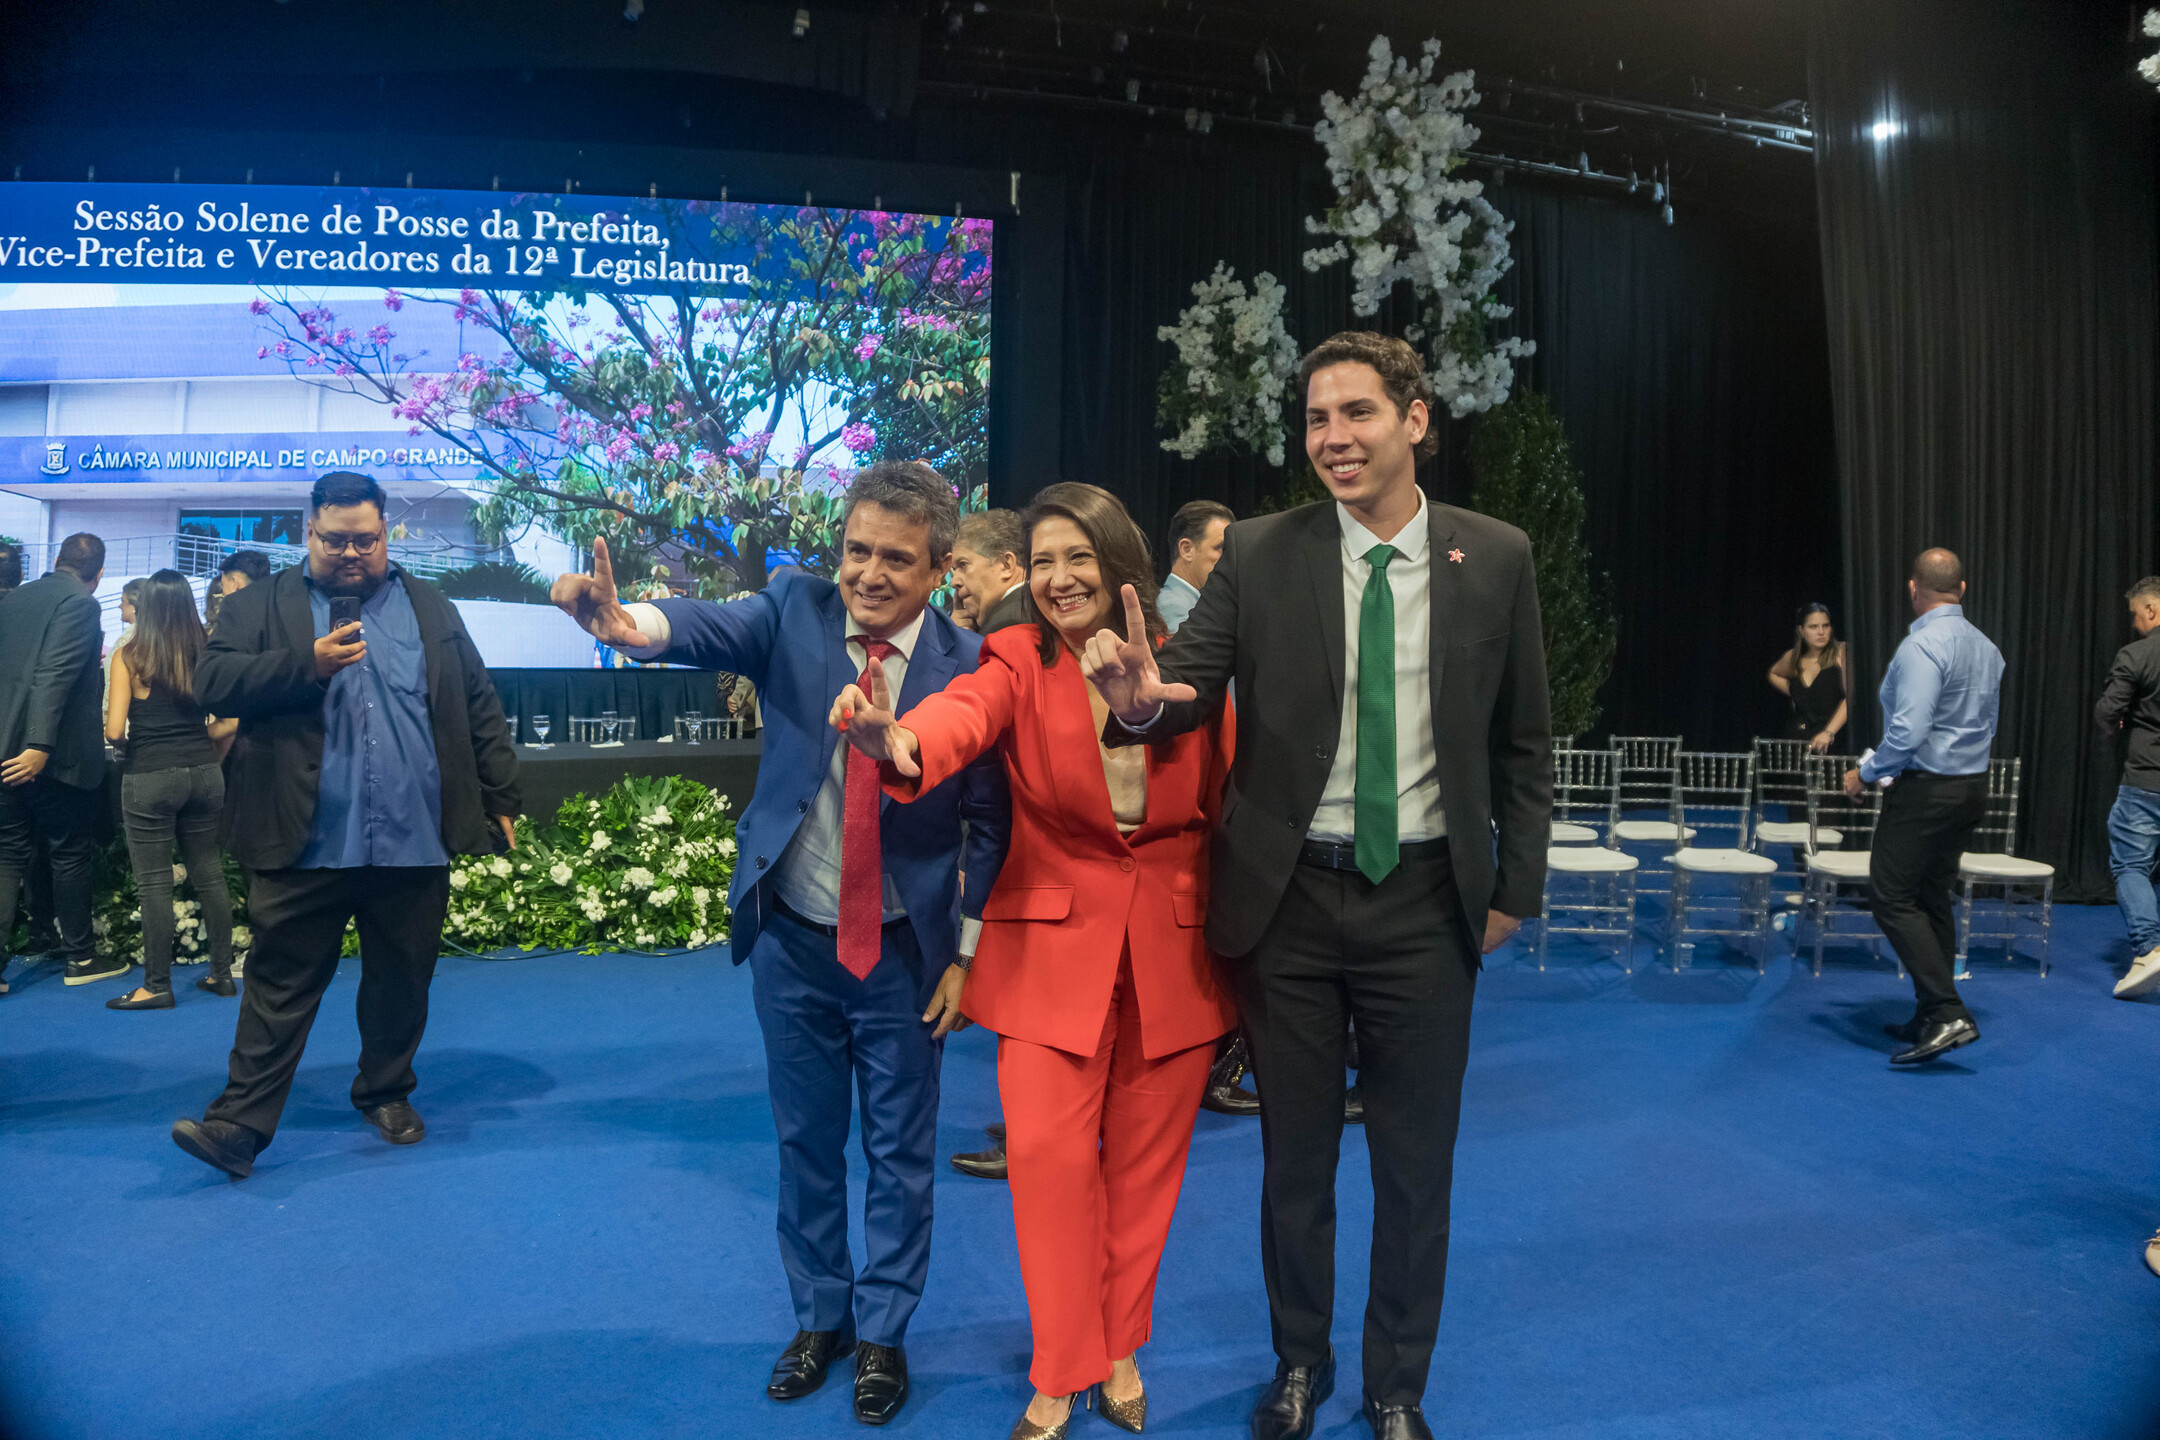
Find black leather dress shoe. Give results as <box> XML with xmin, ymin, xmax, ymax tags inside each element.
<box><xmin>106</xmin><ymin>989</ymin><xmax>174</xmax><ymax>1010</ymax></box>
<box><xmin>1883</xmin><ymin>1019</ymin><xmax>1920</xmax><ymax>1044</ymax></box>
<box><xmin>195</xmin><ymin>974</ymin><xmax>238</xmax><ymax>997</ymax></box>
<box><xmin>1890</xmin><ymin>1015</ymin><xmax>1979</xmax><ymax>1066</ymax></box>
<box><xmin>1251</xmin><ymin>1349</ymin><xmax>1334</xmax><ymax>1440</ymax></box>
<box><xmin>768</xmin><ymin>1326</ymin><xmax>856</xmax><ymax>1400</ymax></box>
<box><xmin>1361</xmin><ymin>1396</ymin><xmax>1434</xmax><ymax>1440</ymax></box>
<box><xmin>360</xmin><ymin>1100</ymin><xmax>427</xmax><ymax>1145</ymax></box>
<box><xmin>171</xmin><ymin>1117</ymin><xmax>260</xmax><ymax>1178</ymax></box>
<box><xmin>853</xmin><ymin>1341</ymin><xmax>909</xmax><ymax>1425</ymax></box>
<box><xmin>951</xmin><ymin>1138</ymin><xmax>1008</xmax><ymax>1179</ymax></box>
<box><xmin>1343</xmin><ymin>1084</ymin><xmax>1365</xmax><ymax>1125</ymax></box>
<box><xmin>1202</xmin><ymin>1035</ymin><xmax>1262</xmax><ymax>1116</ymax></box>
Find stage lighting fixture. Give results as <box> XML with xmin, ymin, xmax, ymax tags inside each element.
<box><xmin>1869</xmin><ymin>119</ymin><xmax>1902</xmax><ymax>142</ymax></box>
<box><xmin>792</xmin><ymin>8</ymin><xmax>810</xmax><ymax>39</ymax></box>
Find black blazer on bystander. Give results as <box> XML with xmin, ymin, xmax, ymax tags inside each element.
<box><xmin>0</xmin><ymin>569</ymin><xmax>108</xmax><ymax>792</ymax></box>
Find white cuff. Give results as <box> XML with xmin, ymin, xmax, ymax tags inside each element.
<box><xmin>958</xmin><ymin>915</ymin><xmax>983</xmax><ymax>961</ymax></box>
<box><xmin>619</xmin><ymin>602</ymin><xmax>672</xmax><ymax>661</ymax></box>
<box><xmin>1115</xmin><ymin>702</ymin><xmax>1166</xmax><ymax>734</ymax></box>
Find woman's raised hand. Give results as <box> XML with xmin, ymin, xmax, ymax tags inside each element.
<box><xmin>828</xmin><ymin>662</ymin><xmax>921</xmax><ymax>778</ymax></box>
<box><xmin>1079</xmin><ymin>584</ymin><xmax>1197</xmax><ymax>724</ymax></box>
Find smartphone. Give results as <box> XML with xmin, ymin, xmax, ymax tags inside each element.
<box><xmin>329</xmin><ymin>596</ymin><xmax>362</xmax><ymax>634</ymax></box>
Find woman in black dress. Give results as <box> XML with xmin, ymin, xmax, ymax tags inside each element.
<box><xmin>1767</xmin><ymin>602</ymin><xmax>1848</xmax><ymax>753</ymax></box>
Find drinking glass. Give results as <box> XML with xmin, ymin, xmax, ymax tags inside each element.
<box><xmin>531</xmin><ymin>714</ymin><xmax>552</xmax><ymax>749</ymax></box>
<box><xmin>683</xmin><ymin>710</ymin><xmax>704</xmax><ymax>745</ymax></box>
<box><xmin>601</xmin><ymin>709</ymin><xmax>619</xmax><ymax>743</ymax></box>
<box><xmin>502</xmin><ymin>708</ymin><xmax>518</xmax><ymax>743</ymax></box>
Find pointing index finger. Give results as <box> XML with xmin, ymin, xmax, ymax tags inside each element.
<box><xmin>591</xmin><ymin>536</ymin><xmax>615</xmax><ymax>594</ymax></box>
<box><xmin>1121</xmin><ymin>584</ymin><xmax>1146</xmax><ymax>644</ymax></box>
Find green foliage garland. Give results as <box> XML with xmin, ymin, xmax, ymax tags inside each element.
<box><xmin>1468</xmin><ymin>390</ymin><xmax>1617</xmax><ymax>739</ymax></box>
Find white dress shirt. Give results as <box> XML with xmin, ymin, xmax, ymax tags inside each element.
<box><xmin>1306</xmin><ymin>492</ymin><xmax>1445</xmax><ymax>844</ymax></box>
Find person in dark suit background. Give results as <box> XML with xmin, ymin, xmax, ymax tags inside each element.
<box><xmin>170</xmin><ymin>472</ymin><xmax>520</xmax><ymax>1179</ymax></box>
<box><xmin>1084</xmin><ymin>332</ymin><xmax>1552</xmax><ymax>1440</ymax></box>
<box><xmin>0</xmin><ymin>532</ymin><xmax>117</xmax><ymax>993</ymax></box>
<box><xmin>951</xmin><ymin>507</ymin><xmax>1031</xmax><ymax>637</ymax></box>
<box><xmin>553</xmin><ymin>462</ymin><xmax>1010</xmax><ymax>1427</ymax></box>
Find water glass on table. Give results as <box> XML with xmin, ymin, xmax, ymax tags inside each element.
<box><xmin>682</xmin><ymin>710</ymin><xmax>704</xmax><ymax>745</ymax></box>
<box><xmin>530</xmin><ymin>714</ymin><xmax>552</xmax><ymax>749</ymax></box>
<box><xmin>601</xmin><ymin>709</ymin><xmax>619</xmax><ymax>744</ymax></box>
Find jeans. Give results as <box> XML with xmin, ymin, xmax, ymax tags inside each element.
<box><xmin>0</xmin><ymin>776</ymin><xmax>101</xmax><ymax>966</ymax></box>
<box><xmin>120</xmin><ymin>764</ymin><xmax>235</xmax><ymax>992</ymax></box>
<box><xmin>2108</xmin><ymin>784</ymin><xmax>2160</xmax><ymax>955</ymax></box>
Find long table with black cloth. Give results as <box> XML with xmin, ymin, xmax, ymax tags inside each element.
<box><xmin>485</xmin><ymin>667</ymin><xmax>738</xmax><ymax>748</ymax></box>
<box><xmin>513</xmin><ymin>737</ymin><xmax>761</xmax><ymax>821</ymax></box>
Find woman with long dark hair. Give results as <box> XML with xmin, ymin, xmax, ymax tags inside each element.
<box><xmin>831</xmin><ymin>483</ymin><xmax>1235</xmax><ymax>1439</ymax></box>
<box><xmin>102</xmin><ymin>569</ymin><xmax>238</xmax><ymax>1009</ymax></box>
<box><xmin>1767</xmin><ymin>602</ymin><xmax>1849</xmax><ymax>753</ymax></box>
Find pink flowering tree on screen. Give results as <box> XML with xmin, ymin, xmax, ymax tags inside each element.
<box><xmin>247</xmin><ymin>205</ymin><xmax>991</xmax><ymax>594</ymax></box>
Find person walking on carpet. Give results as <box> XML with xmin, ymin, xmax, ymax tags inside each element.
<box><xmin>1081</xmin><ymin>331</ymin><xmax>1553</xmax><ymax>1440</ymax></box>
<box><xmin>552</xmin><ymin>461</ymin><xmax>1011</xmax><ymax>1428</ymax></box>
<box><xmin>171</xmin><ymin>472</ymin><xmax>521</xmax><ymax>1178</ymax></box>
<box><xmin>832</xmin><ymin>482</ymin><xmax>1237</xmax><ymax>1440</ymax></box>
<box><xmin>1844</xmin><ymin>547</ymin><xmax>2003</xmax><ymax>1066</ymax></box>
<box><xmin>2096</xmin><ymin>576</ymin><xmax>2160</xmax><ymax>999</ymax></box>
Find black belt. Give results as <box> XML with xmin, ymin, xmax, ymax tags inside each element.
<box><xmin>1298</xmin><ymin>836</ymin><xmax>1451</xmax><ymax>872</ymax></box>
<box><xmin>772</xmin><ymin>896</ymin><xmax>910</xmax><ymax>939</ymax></box>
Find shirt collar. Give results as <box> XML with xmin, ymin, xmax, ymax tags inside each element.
<box><xmin>1336</xmin><ymin>487</ymin><xmax>1430</xmax><ymax>564</ymax></box>
<box><xmin>1001</xmin><ymin>580</ymin><xmax>1027</xmax><ymax>601</ymax></box>
<box><xmin>1909</xmin><ymin>602</ymin><xmax>1963</xmax><ymax>635</ymax></box>
<box><xmin>1163</xmin><ymin>572</ymin><xmax>1201</xmax><ymax>600</ymax></box>
<box><xmin>846</xmin><ymin>605</ymin><xmax>927</xmax><ymax>661</ymax></box>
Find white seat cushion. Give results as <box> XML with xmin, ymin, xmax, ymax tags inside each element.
<box><xmin>1805</xmin><ymin>850</ymin><xmax>1872</xmax><ymax>879</ymax></box>
<box><xmin>1671</xmin><ymin>847</ymin><xmax>1778</xmax><ymax>875</ymax></box>
<box><xmin>1547</xmin><ymin>846</ymin><xmax>1639</xmax><ymax>873</ymax></box>
<box><xmin>1551</xmin><ymin>821</ymin><xmax>1601</xmax><ymax>844</ymax></box>
<box><xmin>1613</xmin><ymin>820</ymin><xmax>1698</xmax><ymax>842</ymax></box>
<box><xmin>1959</xmin><ymin>852</ymin><xmax>2055</xmax><ymax>881</ymax></box>
<box><xmin>1756</xmin><ymin>820</ymin><xmax>1842</xmax><ymax>847</ymax></box>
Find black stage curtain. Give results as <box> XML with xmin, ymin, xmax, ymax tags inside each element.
<box><xmin>919</xmin><ymin>106</ymin><xmax>1841</xmax><ymax>746</ymax></box>
<box><xmin>1810</xmin><ymin>0</ymin><xmax>2157</xmax><ymax>899</ymax></box>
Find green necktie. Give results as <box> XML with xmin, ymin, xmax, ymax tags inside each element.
<box><xmin>1355</xmin><ymin>543</ymin><xmax>1400</xmax><ymax>884</ymax></box>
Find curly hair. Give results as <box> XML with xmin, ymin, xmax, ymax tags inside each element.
<box><xmin>1297</xmin><ymin>331</ymin><xmax>1439</xmax><ymax>460</ymax></box>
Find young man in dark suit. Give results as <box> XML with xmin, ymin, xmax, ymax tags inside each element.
<box><xmin>1084</xmin><ymin>333</ymin><xmax>1553</xmax><ymax>1440</ymax></box>
<box><xmin>0</xmin><ymin>532</ymin><xmax>116</xmax><ymax>992</ymax></box>
<box><xmin>171</xmin><ymin>472</ymin><xmax>520</xmax><ymax>1178</ymax></box>
<box><xmin>553</xmin><ymin>461</ymin><xmax>1010</xmax><ymax>1426</ymax></box>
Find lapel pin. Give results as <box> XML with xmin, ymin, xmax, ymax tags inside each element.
<box><xmin>1448</xmin><ymin>547</ymin><xmax>1465</xmax><ymax>564</ymax></box>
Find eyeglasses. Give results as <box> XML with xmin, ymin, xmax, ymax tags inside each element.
<box><xmin>316</xmin><ymin>533</ymin><xmax>382</xmax><ymax>555</ymax></box>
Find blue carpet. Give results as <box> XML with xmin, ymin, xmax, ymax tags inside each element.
<box><xmin>3</xmin><ymin>907</ymin><xmax>2158</xmax><ymax>1439</ymax></box>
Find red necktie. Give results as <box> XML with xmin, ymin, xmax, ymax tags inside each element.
<box><xmin>838</xmin><ymin>637</ymin><xmax>899</xmax><ymax>980</ymax></box>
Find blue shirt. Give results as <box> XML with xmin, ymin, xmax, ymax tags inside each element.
<box><xmin>295</xmin><ymin>570</ymin><xmax>449</xmax><ymax>869</ymax></box>
<box><xmin>1860</xmin><ymin>603</ymin><xmax>2004</xmax><ymax>784</ymax></box>
<box><xmin>1157</xmin><ymin>572</ymin><xmax>1202</xmax><ymax>634</ymax></box>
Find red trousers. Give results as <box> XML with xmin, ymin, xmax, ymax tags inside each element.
<box><xmin>997</xmin><ymin>951</ymin><xmax>1217</xmax><ymax>1395</ymax></box>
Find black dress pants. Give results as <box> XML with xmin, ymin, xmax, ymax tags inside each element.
<box><xmin>1234</xmin><ymin>845</ymin><xmax>1478</xmax><ymax>1408</ymax></box>
<box><xmin>205</xmin><ymin>865</ymin><xmax>450</xmax><ymax>1146</ymax></box>
<box><xmin>0</xmin><ymin>776</ymin><xmax>100</xmax><ymax>965</ymax></box>
<box><xmin>1869</xmin><ymin>771</ymin><xmax>1989</xmax><ymax>1025</ymax></box>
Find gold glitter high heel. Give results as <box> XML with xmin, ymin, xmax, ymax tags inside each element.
<box><xmin>1094</xmin><ymin>1378</ymin><xmax>1147</xmax><ymax>1434</ymax></box>
<box><xmin>1007</xmin><ymin>1390</ymin><xmax>1082</xmax><ymax>1440</ymax></box>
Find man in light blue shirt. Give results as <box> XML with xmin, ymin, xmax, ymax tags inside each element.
<box><xmin>1846</xmin><ymin>548</ymin><xmax>2003</xmax><ymax>1065</ymax></box>
<box><xmin>1155</xmin><ymin>500</ymin><xmax>1233</xmax><ymax>634</ymax></box>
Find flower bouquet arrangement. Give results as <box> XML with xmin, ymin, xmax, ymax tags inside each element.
<box><xmin>1155</xmin><ymin>263</ymin><xmax>1300</xmax><ymax>466</ymax></box>
<box><xmin>1302</xmin><ymin>35</ymin><xmax>1533</xmax><ymax>417</ymax></box>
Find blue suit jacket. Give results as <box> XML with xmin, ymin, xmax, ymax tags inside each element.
<box><xmin>652</xmin><ymin>572</ymin><xmax>1011</xmax><ymax>967</ymax></box>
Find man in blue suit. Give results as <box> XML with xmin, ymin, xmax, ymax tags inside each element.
<box><xmin>553</xmin><ymin>462</ymin><xmax>1007</xmax><ymax>1426</ymax></box>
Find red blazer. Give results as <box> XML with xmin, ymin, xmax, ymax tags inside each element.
<box><xmin>886</xmin><ymin>624</ymin><xmax>1237</xmax><ymax>1059</ymax></box>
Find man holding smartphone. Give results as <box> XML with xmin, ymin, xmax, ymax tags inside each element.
<box><xmin>171</xmin><ymin>472</ymin><xmax>520</xmax><ymax>1178</ymax></box>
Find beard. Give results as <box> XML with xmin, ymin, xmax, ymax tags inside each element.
<box><xmin>311</xmin><ymin>558</ymin><xmax>388</xmax><ymax>600</ymax></box>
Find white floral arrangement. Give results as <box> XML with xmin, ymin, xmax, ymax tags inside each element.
<box><xmin>77</xmin><ymin>775</ymin><xmax>735</xmax><ymax>963</ymax></box>
<box><xmin>1302</xmin><ymin>35</ymin><xmax>1534</xmax><ymax>417</ymax></box>
<box><xmin>2143</xmin><ymin>11</ymin><xmax>2160</xmax><ymax>87</ymax></box>
<box><xmin>1155</xmin><ymin>263</ymin><xmax>1300</xmax><ymax>466</ymax></box>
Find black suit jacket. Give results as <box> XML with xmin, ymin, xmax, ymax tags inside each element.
<box><xmin>195</xmin><ymin>565</ymin><xmax>521</xmax><ymax>870</ymax></box>
<box><xmin>980</xmin><ymin>583</ymin><xmax>1034</xmax><ymax>635</ymax></box>
<box><xmin>0</xmin><ymin>570</ymin><xmax>108</xmax><ymax>791</ymax></box>
<box><xmin>1109</xmin><ymin>499</ymin><xmax>1553</xmax><ymax>956</ymax></box>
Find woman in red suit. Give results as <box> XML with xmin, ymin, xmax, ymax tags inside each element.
<box><xmin>831</xmin><ymin>482</ymin><xmax>1234</xmax><ymax>1439</ymax></box>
